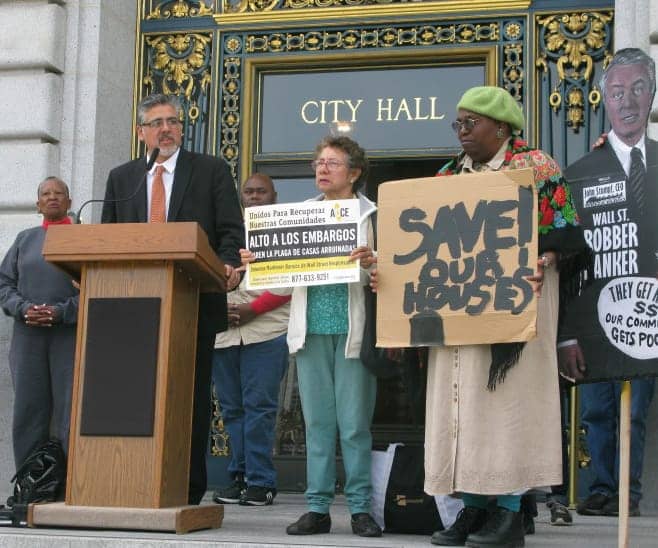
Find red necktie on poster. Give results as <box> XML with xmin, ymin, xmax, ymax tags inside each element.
<box><xmin>149</xmin><ymin>164</ymin><xmax>166</xmax><ymax>223</ymax></box>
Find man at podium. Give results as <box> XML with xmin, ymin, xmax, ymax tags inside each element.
<box><xmin>101</xmin><ymin>93</ymin><xmax>244</xmax><ymax>504</ymax></box>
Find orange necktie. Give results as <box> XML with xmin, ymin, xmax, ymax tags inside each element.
<box><xmin>150</xmin><ymin>165</ymin><xmax>166</xmax><ymax>223</ymax></box>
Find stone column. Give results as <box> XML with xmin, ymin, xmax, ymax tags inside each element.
<box><xmin>0</xmin><ymin>0</ymin><xmax>136</xmax><ymax>501</ymax></box>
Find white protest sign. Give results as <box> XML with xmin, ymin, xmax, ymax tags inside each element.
<box><xmin>245</xmin><ymin>199</ymin><xmax>360</xmax><ymax>290</ymax></box>
<box><xmin>598</xmin><ymin>276</ymin><xmax>658</xmax><ymax>360</ymax></box>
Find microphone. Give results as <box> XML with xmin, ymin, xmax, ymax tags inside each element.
<box><xmin>74</xmin><ymin>148</ymin><xmax>160</xmax><ymax>224</ymax></box>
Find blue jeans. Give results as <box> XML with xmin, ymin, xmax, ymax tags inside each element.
<box><xmin>580</xmin><ymin>379</ymin><xmax>655</xmax><ymax>503</ymax></box>
<box><xmin>212</xmin><ymin>334</ymin><xmax>288</xmax><ymax>488</ymax></box>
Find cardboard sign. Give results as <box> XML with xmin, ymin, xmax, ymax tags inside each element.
<box><xmin>245</xmin><ymin>199</ymin><xmax>360</xmax><ymax>290</ymax></box>
<box><xmin>376</xmin><ymin>169</ymin><xmax>538</xmax><ymax>347</ymax></box>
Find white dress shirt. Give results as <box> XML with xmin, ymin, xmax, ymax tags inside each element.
<box><xmin>607</xmin><ymin>129</ymin><xmax>647</xmax><ymax>176</ymax></box>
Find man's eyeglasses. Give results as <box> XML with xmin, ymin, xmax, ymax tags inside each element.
<box><xmin>311</xmin><ymin>159</ymin><xmax>347</xmax><ymax>171</ymax></box>
<box><xmin>141</xmin><ymin>117</ymin><xmax>182</xmax><ymax>129</ymax></box>
<box><xmin>451</xmin><ymin>117</ymin><xmax>480</xmax><ymax>133</ymax></box>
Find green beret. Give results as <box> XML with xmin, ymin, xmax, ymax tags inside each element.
<box><xmin>457</xmin><ymin>86</ymin><xmax>525</xmax><ymax>131</ymax></box>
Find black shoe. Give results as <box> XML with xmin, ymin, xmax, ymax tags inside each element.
<box><xmin>431</xmin><ymin>506</ymin><xmax>488</xmax><ymax>546</ymax></box>
<box><xmin>213</xmin><ymin>476</ymin><xmax>247</xmax><ymax>504</ymax></box>
<box><xmin>351</xmin><ymin>513</ymin><xmax>382</xmax><ymax>537</ymax></box>
<box><xmin>576</xmin><ymin>492</ymin><xmax>610</xmax><ymax>516</ymax></box>
<box><xmin>547</xmin><ymin>500</ymin><xmax>573</xmax><ymax>526</ymax></box>
<box><xmin>601</xmin><ymin>495</ymin><xmax>641</xmax><ymax>517</ymax></box>
<box><xmin>239</xmin><ymin>485</ymin><xmax>277</xmax><ymax>506</ymax></box>
<box><xmin>286</xmin><ymin>512</ymin><xmax>331</xmax><ymax>535</ymax></box>
<box><xmin>465</xmin><ymin>507</ymin><xmax>524</xmax><ymax>547</ymax></box>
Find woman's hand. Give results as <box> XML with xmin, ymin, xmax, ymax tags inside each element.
<box><xmin>349</xmin><ymin>246</ymin><xmax>376</xmax><ymax>269</ymax></box>
<box><xmin>24</xmin><ymin>304</ymin><xmax>56</xmax><ymax>327</ymax></box>
<box><xmin>240</xmin><ymin>248</ymin><xmax>257</xmax><ymax>266</ymax></box>
<box><xmin>525</xmin><ymin>251</ymin><xmax>557</xmax><ymax>297</ymax></box>
<box><xmin>369</xmin><ymin>267</ymin><xmax>379</xmax><ymax>293</ymax></box>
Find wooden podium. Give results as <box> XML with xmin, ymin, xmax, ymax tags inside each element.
<box><xmin>28</xmin><ymin>222</ymin><xmax>225</xmax><ymax>533</ymax></box>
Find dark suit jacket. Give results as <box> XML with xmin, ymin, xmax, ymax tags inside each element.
<box><xmin>101</xmin><ymin>148</ymin><xmax>245</xmax><ymax>335</ymax></box>
<box><xmin>565</xmin><ymin>139</ymin><xmax>658</xmax><ymax>275</ymax></box>
<box><xmin>560</xmin><ymin>138</ymin><xmax>658</xmax><ymax>381</ymax></box>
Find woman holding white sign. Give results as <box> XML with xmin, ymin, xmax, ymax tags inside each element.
<box><xmin>241</xmin><ymin>136</ymin><xmax>381</xmax><ymax>537</ymax></box>
<box><xmin>370</xmin><ymin>86</ymin><xmax>591</xmax><ymax>547</ymax></box>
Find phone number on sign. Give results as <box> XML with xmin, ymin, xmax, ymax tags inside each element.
<box><xmin>290</xmin><ymin>273</ymin><xmax>329</xmax><ymax>283</ymax></box>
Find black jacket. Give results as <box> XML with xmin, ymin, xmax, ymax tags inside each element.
<box><xmin>560</xmin><ymin>138</ymin><xmax>658</xmax><ymax>381</ymax></box>
<box><xmin>101</xmin><ymin>148</ymin><xmax>245</xmax><ymax>335</ymax></box>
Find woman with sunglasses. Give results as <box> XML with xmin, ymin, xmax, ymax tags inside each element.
<box><xmin>242</xmin><ymin>135</ymin><xmax>381</xmax><ymax>537</ymax></box>
<box><xmin>429</xmin><ymin>87</ymin><xmax>593</xmax><ymax>547</ymax></box>
<box><xmin>371</xmin><ymin>87</ymin><xmax>590</xmax><ymax>547</ymax></box>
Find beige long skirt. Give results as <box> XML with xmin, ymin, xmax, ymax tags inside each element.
<box><xmin>424</xmin><ymin>268</ymin><xmax>563</xmax><ymax>495</ymax></box>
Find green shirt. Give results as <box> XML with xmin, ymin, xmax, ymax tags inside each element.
<box><xmin>306</xmin><ymin>283</ymin><xmax>349</xmax><ymax>334</ymax></box>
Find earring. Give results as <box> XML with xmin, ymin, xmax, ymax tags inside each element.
<box><xmin>496</xmin><ymin>127</ymin><xmax>504</xmax><ymax>139</ymax></box>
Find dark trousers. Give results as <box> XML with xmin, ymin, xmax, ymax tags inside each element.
<box><xmin>188</xmin><ymin>333</ymin><xmax>215</xmax><ymax>504</ymax></box>
<box><xmin>580</xmin><ymin>378</ymin><xmax>655</xmax><ymax>503</ymax></box>
<box><xmin>9</xmin><ymin>322</ymin><xmax>76</xmax><ymax>469</ymax></box>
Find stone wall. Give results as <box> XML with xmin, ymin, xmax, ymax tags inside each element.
<box><xmin>0</xmin><ymin>0</ymin><xmax>136</xmax><ymax>501</ymax></box>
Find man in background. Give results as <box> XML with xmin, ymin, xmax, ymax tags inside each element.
<box><xmin>212</xmin><ymin>173</ymin><xmax>291</xmax><ymax>506</ymax></box>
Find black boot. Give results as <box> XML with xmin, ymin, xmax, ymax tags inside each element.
<box><xmin>431</xmin><ymin>506</ymin><xmax>488</xmax><ymax>546</ymax></box>
<box><xmin>465</xmin><ymin>507</ymin><xmax>524</xmax><ymax>547</ymax></box>
<box><xmin>520</xmin><ymin>494</ymin><xmax>536</xmax><ymax>535</ymax></box>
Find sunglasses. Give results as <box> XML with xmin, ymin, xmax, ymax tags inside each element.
<box><xmin>451</xmin><ymin>117</ymin><xmax>480</xmax><ymax>133</ymax></box>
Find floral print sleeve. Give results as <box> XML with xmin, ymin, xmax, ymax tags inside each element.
<box><xmin>508</xmin><ymin>146</ymin><xmax>581</xmax><ymax>235</ymax></box>
<box><xmin>435</xmin><ymin>139</ymin><xmax>591</xmax><ymax>316</ymax></box>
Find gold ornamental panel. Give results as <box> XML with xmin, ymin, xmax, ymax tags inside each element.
<box><xmin>145</xmin><ymin>0</ymin><xmax>215</xmax><ymax>19</ymax></box>
<box><xmin>535</xmin><ymin>11</ymin><xmax>613</xmax><ymax>132</ymax></box>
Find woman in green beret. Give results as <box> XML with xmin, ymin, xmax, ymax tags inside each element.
<box><xmin>425</xmin><ymin>87</ymin><xmax>590</xmax><ymax>547</ymax></box>
<box><xmin>371</xmin><ymin>86</ymin><xmax>590</xmax><ymax>547</ymax></box>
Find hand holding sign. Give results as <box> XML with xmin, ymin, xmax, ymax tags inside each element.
<box><xmin>350</xmin><ymin>245</ymin><xmax>376</xmax><ymax>269</ymax></box>
<box><xmin>558</xmin><ymin>343</ymin><xmax>587</xmax><ymax>382</ymax></box>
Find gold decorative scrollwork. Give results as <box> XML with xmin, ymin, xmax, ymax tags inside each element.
<box><xmin>504</xmin><ymin>21</ymin><xmax>522</xmax><ymax>41</ymax></box>
<box><xmin>577</xmin><ymin>426</ymin><xmax>591</xmax><ymax>469</ymax></box>
<box><xmin>246</xmin><ymin>23</ymin><xmax>498</xmax><ymax>53</ymax></box>
<box><xmin>536</xmin><ymin>11</ymin><xmax>613</xmax><ymax>130</ymax></box>
<box><xmin>566</xmin><ymin>86</ymin><xmax>584</xmax><ymax>127</ymax></box>
<box><xmin>224</xmin><ymin>0</ymin><xmax>409</xmax><ymax>13</ymax></box>
<box><xmin>221</xmin><ymin>56</ymin><xmax>241</xmax><ymax>180</ymax></box>
<box><xmin>503</xmin><ymin>43</ymin><xmax>524</xmax><ymax>104</ymax></box>
<box><xmin>147</xmin><ymin>0</ymin><xmax>214</xmax><ymax>19</ymax></box>
<box><xmin>210</xmin><ymin>381</ymin><xmax>230</xmax><ymax>457</ymax></box>
<box><xmin>146</xmin><ymin>33</ymin><xmax>212</xmax><ymax>103</ymax></box>
<box><xmin>222</xmin><ymin>0</ymin><xmax>525</xmax><ymax>14</ymax></box>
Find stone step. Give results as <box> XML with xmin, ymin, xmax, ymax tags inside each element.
<box><xmin>1</xmin><ymin>493</ymin><xmax>657</xmax><ymax>547</ymax></box>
